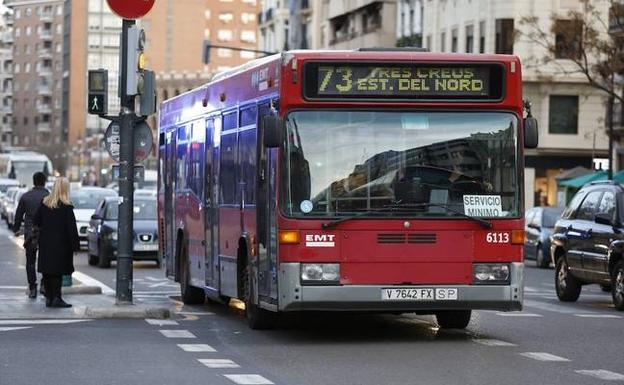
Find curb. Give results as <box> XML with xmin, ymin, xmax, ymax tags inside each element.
<box><xmin>62</xmin><ymin>285</ymin><xmax>102</xmax><ymax>295</ymax></box>
<box><xmin>80</xmin><ymin>306</ymin><xmax>171</xmax><ymax>319</ymax></box>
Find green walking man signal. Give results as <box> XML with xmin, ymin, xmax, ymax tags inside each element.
<box><xmin>87</xmin><ymin>69</ymin><xmax>108</xmax><ymax>115</ymax></box>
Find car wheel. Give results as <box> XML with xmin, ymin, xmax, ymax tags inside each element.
<box><xmin>179</xmin><ymin>243</ymin><xmax>204</xmax><ymax>305</ymax></box>
<box><xmin>97</xmin><ymin>243</ymin><xmax>111</xmax><ymax>268</ymax></box>
<box><xmin>435</xmin><ymin>310</ymin><xmax>471</xmax><ymax>329</ymax></box>
<box><xmin>555</xmin><ymin>257</ymin><xmax>581</xmax><ymax>302</ymax></box>
<box><xmin>536</xmin><ymin>246</ymin><xmax>549</xmax><ymax>269</ymax></box>
<box><xmin>611</xmin><ymin>261</ymin><xmax>624</xmax><ymax>311</ymax></box>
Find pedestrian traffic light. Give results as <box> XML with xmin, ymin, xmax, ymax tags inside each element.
<box><xmin>125</xmin><ymin>26</ymin><xmax>146</xmax><ymax>96</ymax></box>
<box><xmin>87</xmin><ymin>69</ymin><xmax>108</xmax><ymax>115</ymax></box>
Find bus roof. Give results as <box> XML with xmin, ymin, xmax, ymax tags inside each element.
<box><xmin>0</xmin><ymin>151</ymin><xmax>51</xmax><ymax>161</ymax></box>
<box><xmin>159</xmin><ymin>50</ymin><xmax>522</xmax><ymax>131</ymax></box>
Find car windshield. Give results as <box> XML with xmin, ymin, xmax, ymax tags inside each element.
<box><xmin>71</xmin><ymin>190</ymin><xmax>117</xmax><ymax>210</ymax></box>
<box><xmin>542</xmin><ymin>208</ymin><xmax>564</xmax><ymax>227</ymax></box>
<box><xmin>106</xmin><ymin>199</ymin><xmax>157</xmax><ymax>220</ymax></box>
<box><xmin>282</xmin><ymin>110</ymin><xmax>519</xmax><ymax>218</ymax></box>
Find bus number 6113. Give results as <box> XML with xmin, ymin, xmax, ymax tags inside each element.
<box><xmin>486</xmin><ymin>232</ymin><xmax>510</xmax><ymax>243</ymax></box>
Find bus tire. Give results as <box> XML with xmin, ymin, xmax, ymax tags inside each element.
<box><xmin>242</xmin><ymin>263</ymin><xmax>275</xmax><ymax>330</ymax></box>
<box><xmin>179</xmin><ymin>242</ymin><xmax>205</xmax><ymax>305</ymax></box>
<box><xmin>435</xmin><ymin>310</ymin><xmax>471</xmax><ymax>329</ymax></box>
<box><xmin>555</xmin><ymin>256</ymin><xmax>581</xmax><ymax>302</ymax></box>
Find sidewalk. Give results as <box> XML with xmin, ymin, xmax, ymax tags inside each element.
<box><xmin>0</xmin><ymin>226</ymin><xmax>175</xmax><ymax>320</ymax></box>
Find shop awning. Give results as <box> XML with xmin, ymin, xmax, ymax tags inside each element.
<box><xmin>558</xmin><ymin>171</ymin><xmax>609</xmax><ymax>188</ymax></box>
<box><xmin>554</xmin><ymin>166</ymin><xmax>592</xmax><ymax>181</ymax></box>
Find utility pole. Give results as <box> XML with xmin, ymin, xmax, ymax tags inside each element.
<box><xmin>609</xmin><ymin>94</ymin><xmax>615</xmax><ymax>180</ymax></box>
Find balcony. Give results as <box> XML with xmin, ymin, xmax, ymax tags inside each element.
<box><xmin>38</xmin><ymin>48</ymin><xmax>53</xmax><ymax>59</ymax></box>
<box><xmin>40</xmin><ymin>12</ymin><xmax>54</xmax><ymax>22</ymax></box>
<box><xmin>2</xmin><ymin>33</ymin><xmax>13</xmax><ymax>44</ymax></box>
<box><xmin>39</xmin><ymin>30</ymin><xmax>53</xmax><ymax>40</ymax></box>
<box><xmin>0</xmin><ymin>124</ymin><xmax>12</xmax><ymax>134</ymax></box>
<box><xmin>0</xmin><ymin>105</ymin><xmax>11</xmax><ymax>114</ymax></box>
<box><xmin>39</xmin><ymin>66</ymin><xmax>53</xmax><ymax>77</ymax></box>
<box><xmin>37</xmin><ymin>103</ymin><xmax>52</xmax><ymax>114</ymax></box>
<box><xmin>38</xmin><ymin>84</ymin><xmax>52</xmax><ymax>95</ymax></box>
<box><xmin>265</xmin><ymin>8</ymin><xmax>273</xmax><ymax>22</ymax></box>
<box><xmin>37</xmin><ymin>122</ymin><xmax>51</xmax><ymax>133</ymax></box>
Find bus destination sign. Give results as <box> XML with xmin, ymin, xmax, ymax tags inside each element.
<box><xmin>304</xmin><ymin>62</ymin><xmax>504</xmax><ymax>101</ymax></box>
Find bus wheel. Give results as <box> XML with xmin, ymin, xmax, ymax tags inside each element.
<box><xmin>435</xmin><ymin>310</ymin><xmax>471</xmax><ymax>329</ymax></box>
<box><xmin>179</xmin><ymin>244</ymin><xmax>205</xmax><ymax>305</ymax></box>
<box><xmin>242</xmin><ymin>265</ymin><xmax>275</xmax><ymax>330</ymax></box>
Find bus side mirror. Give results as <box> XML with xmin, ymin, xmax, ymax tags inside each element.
<box><xmin>524</xmin><ymin>116</ymin><xmax>539</xmax><ymax>149</ymax></box>
<box><xmin>262</xmin><ymin>115</ymin><xmax>284</xmax><ymax>148</ymax></box>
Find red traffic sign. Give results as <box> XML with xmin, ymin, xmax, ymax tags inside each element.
<box><xmin>107</xmin><ymin>0</ymin><xmax>155</xmax><ymax>19</ymax></box>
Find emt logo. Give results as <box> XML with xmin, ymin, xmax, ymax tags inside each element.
<box><xmin>305</xmin><ymin>234</ymin><xmax>336</xmax><ymax>247</ymax></box>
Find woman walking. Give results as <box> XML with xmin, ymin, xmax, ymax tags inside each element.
<box><xmin>34</xmin><ymin>177</ymin><xmax>80</xmax><ymax>308</ymax></box>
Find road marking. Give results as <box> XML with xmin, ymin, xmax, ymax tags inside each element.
<box><xmin>134</xmin><ymin>291</ymin><xmax>179</xmax><ymax>295</ymax></box>
<box><xmin>574</xmin><ymin>314</ymin><xmax>622</xmax><ymax>319</ymax></box>
<box><xmin>0</xmin><ymin>286</ymin><xmax>28</xmax><ymax>290</ymax></box>
<box><xmin>524</xmin><ymin>286</ymin><xmax>540</xmax><ymax>292</ymax></box>
<box><xmin>496</xmin><ymin>312</ymin><xmax>543</xmax><ymax>317</ymax></box>
<box><xmin>524</xmin><ymin>299</ymin><xmax>594</xmax><ymax>315</ymax></box>
<box><xmin>0</xmin><ymin>319</ymin><xmax>92</xmax><ymax>325</ymax></box>
<box><xmin>174</xmin><ymin>311</ymin><xmax>214</xmax><ymax>316</ymax></box>
<box><xmin>473</xmin><ymin>338</ymin><xmax>517</xmax><ymax>347</ymax></box>
<box><xmin>575</xmin><ymin>370</ymin><xmax>624</xmax><ymax>381</ymax></box>
<box><xmin>0</xmin><ymin>327</ymin><xmax>32</xmax><ymax>332</ymax></box>
<box><xmin>178</xmin><ymin>344</ymin><xmax>216</xmax><ymax>352</ymax></box>
<box><xmin>72</xmin><ymin>271</ymin><xmax>115</xmax><ymax>295</ymax></box>
<box><xmin>198</xmin><ymin>359</ymin><xmax>240</xmax><ymax>368</ymax></box>
<box><xmin>145</xmin><ymin>319</ymin><xmax>179</xmax><ymax>326</ymax></box>
<box><xmin>159</xmin><ymin>329</ymin><xmax>196</xmax><ymax>338</ymax></box>
<box><xmin>520</xmin><ymin>352</ymin><xmax>570</xmax><ymax>362</ymax></box>
<box><xmin>223</xmin><ymin>374</ymin><xmax>274</xmax><ymax>385</ymax></box>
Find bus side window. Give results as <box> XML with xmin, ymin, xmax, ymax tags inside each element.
<box><xmin>240</xmin><ymin>105</ymin><xmax>257</xmax><ymax>205</ymax></box>
<box><xmin>220</xmin><ymin>112</ymin><xmax>238</xmax><ymax>205</ymax></box>
<box><xmin>176</xmin><ymin>126</ymin><xmax>189</xmax><ymax>190</ymax></box>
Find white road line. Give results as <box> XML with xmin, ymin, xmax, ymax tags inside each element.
<box><xmin>524</xmin><ymin>286</ymin><xmax>540</xmax><ymax>292</ymax></box>
<box><xmin>0</xmin><ymin>319</ymin><xmax>92</xmax><ymax>325</ymax></box>
<box><xmin>473</xmin><ymin>338</ymin><xmax>517</xmax><ymax>347</ymax></box>
<box><xmin>177</xmin><ymin>344</ymin><xmax>216</xmax><ymax>352</ymax></box>
<box><xmin>575</xmin><ymin>370</ymin><xmax>624</xmax><ymax>381</ymax></box>
<box><xmin>0</xmin><ymin>327</ymin><xmax>32</xmax><ymax>332</ymax></box>
<box><xmin>496</xmin><ymin>312</ymin><xmax>543</xmax><ymax>317</ymax></box>
<box><xmin>223</xmin><ymin>374</ymin><xmax>274</xmax><ymax>385</ymax></box>
<box><xmin>575</xmin><ymin>314</ymin><xmax>622</xmax><ymax>319</ymax></box>
<box><xmin>159</xmin><ymin>329</ymin><xmax>196</xmax><ymax>338</ymax></box>
<box><xmin>198</xmin><ymin>359</ymin><xmax>240</xmax><ymax>368</ymax></box>
<box><xmin>134</xmin><ymin>291</ymin><xmax>179</xmax><ymax>295</ymax></box>
<box><xmin>145</xmin><ymin>319</ymin><xmax>179</xmax><ymax>326</ymax></box>
<box><xmin>174</xmin><ymin>311</ymin><xmax>214</xmax><ymax>316</ymax></box>
<box><xmin>0</xmin><ymin>286</ymin><xmax>27</xmax><ymax>290</ymax></box>
<box><xmin>72</xmin><ymin>271</ymin><xmax>115</xmax><ymax>295</ymax></box>
<box><xmin>524</xmin><ymin>299</ymin><xmax>595</xmax><ymax>315</ymax></box>
<box><xmin>520</xmin><ymin>352</ymin><xmax>570</xmax><ymax>362</ymax></box>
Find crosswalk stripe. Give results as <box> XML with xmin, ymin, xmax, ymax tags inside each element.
<box><xmin>496</xmin><ymin>312</ymin><xmax>543</xmax><ymax>317</ymax></box>
<box><xmin>574</xmin><ymin>314</ymin><xmax>622</xmax><ymax>319</ymax></box>
<box><xmin>223</xmin><ymin>374</ymin><xmax>274</xmax><ymax>385</ymax></box>
<box><xmin>145</xmin><ymin>319</ymin><xmax>179</xmax><ymax>326</ymax></box>
<box><xmin>0</xmin><ymin>320</ymin><xmax>92</xmax><ymax>325</ymax></box>
<box><xmin>520</xmin><ymin>352</ymin><xmax>570</xmax><ymax>362</ymax></box>
<box><xmin>524</xmin><ymin>299</ymin><xmax>595</xmax><ymax>315</ymax></box>
<box><xmin>159</xmin><ymin>329</ymin><xmax>196</xmax><ymax>338</ymax></box>
<box><xmin>198</xmin><ymin>359</ymin><xmax>240</xmax><ymax>368</ymax></box>
<box><xmin>473</xmin><ymin>338</ymin><xmax>517</xmax><ymax>347</ymax></box>
<box><xmin>178</xmin><ymin>344</ymin><xmax>216</xmax><ymax>352</ymax></box>
<box><xmin>575</xmin><ymin>370</ymin><xmax>624</xmax><ymax>381</ymax></box>
<box><xmin>0</xmin><ymin>327</ymin><xmax>32</xmax><ymax>332</ymax></box>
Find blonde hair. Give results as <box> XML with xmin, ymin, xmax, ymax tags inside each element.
<box><xmin>43</xmin><ymin>177</ymin><xmax>72</xmax><ymax>209</ymax></box>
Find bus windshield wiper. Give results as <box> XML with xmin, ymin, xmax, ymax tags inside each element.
<box><xmin>321</xmin><ymin>210</ymin><xmax>389</xmax><ymax>229</ymax></box>
<box><xmin>383</xmin><ymin>202</ymin><xmax>493</xmax><ymax>229</ymax></box>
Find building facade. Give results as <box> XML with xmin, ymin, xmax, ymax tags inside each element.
<box><xmin>258</xmin><ymin>0</ymin><xmax>291</xmax><ymax>52</ymax></box>
<box><xmin>0</xmin><ymin>8</ymin><xmax>13</xmax><ymax>148</ymax></box>
<box><xmin>423</xmin><ymin>0</ymin><xmax>610</xmax><ymax>208</ymax></box>
<box><xmin>396</xmin><ymin>0</ymin><xmax>422</xmax><ymax>46</ymax></box>
<box><xmin>6</xmin><ymin>0</ymin><xmax>64</xmax><ymax>170</ymax></box>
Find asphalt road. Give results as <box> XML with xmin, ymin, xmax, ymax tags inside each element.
<box><xmin>1</xmin><ymin>222</ymin><xmax>623</xmax><ymax>385</ymax></box>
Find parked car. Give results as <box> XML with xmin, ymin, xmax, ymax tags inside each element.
<box><xmin>1</xmin><ymin>184</ymin><xmax>20</xmax><ymax>222</ymax></box>
<box><xmin>6</xmin><ymin>188</ymin><xmax>27</xmax><ymax>229</ymax></box>
<box><xmin>70</xmin><ymin>187</ymin><xmax>117</xmax><ymax>249</ymax></box>
<box><xmin>87</xmin><ymin>196</ymin><xmax>160</xmax><ymax>268</ymax></box>
<box><xmin>524</xmin><ymin>206</ymin><xmax>564</xmax><ymax>268</ymax></box>
<box><xmin>0</xmin><ymin>178</ymin><xmax>20</xmax><ymax>198</ymax></box>
<box><xmin>550</xmin><ymin>181</ymin><xmax>624</xmax><ymax>310</ymax></box>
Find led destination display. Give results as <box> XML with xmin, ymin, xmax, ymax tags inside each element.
<box><xmin>304</xmin><ymin>62</ymin><xmax>504</xmax><ymax>101</ymax></box>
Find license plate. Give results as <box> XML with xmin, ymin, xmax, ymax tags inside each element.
<box><xmin>381</xmin><ymin>288</ymin><xmax>458</xmax><ymax>301</ymax></box>
<box><xmin>134</xmin><ymin>244</ymin><xmax>158</xmax><ymax>252</ymax></box>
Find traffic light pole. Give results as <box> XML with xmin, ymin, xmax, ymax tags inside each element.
<box><xmin>116</xmin><ymin>18</ymin><xmax>136</xmax><ymax>305</ymax></box>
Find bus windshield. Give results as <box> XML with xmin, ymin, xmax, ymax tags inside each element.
<box><xmin>282</xmin><ymin>111</ymin><xmax>519</xmax><ymax>219</ymax></box>
<box><xmin>11</xmin><ymin>161</ymin><xmax>47</xmax><ymax>179</ymax></box>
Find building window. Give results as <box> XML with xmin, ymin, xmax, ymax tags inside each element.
<box><xmin>217</xmin><ymin>48</ymin><xmax>233</xmax><ymax>57</ymax></box>
<box><xmin>26</xmin><ymin>26</ymin><xmax>32</xmax><ymax>36</ymax></box>
<box><xmin>217</xmin><ymin>29</ymin><xmax>233</xmax><ymax>42</ymax></box>
<box><xmin>426</xmin><ymin>34</ymin><xmax>431</xmax><ymax>50</ymax></box>
<box><xmin>241</xmin><ymin>30</ymin><xmax>256</xmax><ymax>43</ymax></box>
<box><xmin>218</xmin><ymin>12</ymin><xmax>234</xmax><ymax>23</ymax></box>
<box><xmin>479</xmin><ymin>21</ymin><xmax>485</xmax><ymax>53</ymax></box>
<box><xmin>451</xmin><ymin>28</ymin><xmax>458</xmax><ymax>52</ymax></box>
<box><xmin>440</xmin><ymin>32</ymin><xmax>446</xmax><ymax>52</ymax></box>
<box><xmin>205</xmin><ymin>10</ymin><xmax>211</xmax><ymax>19</ymax></box>
<box><xmin>549</xmin><ymin>95</ymin><xmax>579</xmax><ymax>134</ymax></box>
<box><xmin>554</xmin><ymin>19</ymin><xmax>582</xmax><ymax>59</ymax></box>
<box><xmin>466</xmin><ymin>25</ymin><xmax>474</xmax><ymax>53</ymax></box>
<box><xmin>240</xmin><ymin>50</ymin><xmax>255</xmax><ymax>59</ymax></box>
<box><xmin>241</xmin><ymin>12</ymin><xmax>255</xmax><ymax>24</ymax></box>
<box><xmin>495</xmin><ymin>19</ymin><xmax>514</xmax><ymax>54</ymax></box>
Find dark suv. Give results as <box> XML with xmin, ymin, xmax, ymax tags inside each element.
<box><xmin>550</xmin><ymin>181</ymin><xmax>624</xmax><ymax>310</ymax></box>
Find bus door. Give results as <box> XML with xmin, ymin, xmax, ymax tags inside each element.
<box><xmin>257</xmin><ymin>102</ymin><xmax>278</xmax><ymax>301</ymax></box>
<box><xmin>164</xmin><ymin>131</ymin><xmax>176</xmax><ymax>278</ymax></box>
<box><xmin>204</xmin><ymin>116</ymin><xmax>219</xmax><ymax>289</ymax></box>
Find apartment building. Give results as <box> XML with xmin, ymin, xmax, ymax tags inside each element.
<box><xmin>0</xmin><ymin>8</ymin><xmax>13</xmax><ymax>148</ymax></box>
<box><xmin>258</xmin><ymin>0</ymin><xmax>291</xmax><ymax>52</ymax></box>
<box><xmin>5</xmin><ymin>0</ymin><xmax>65</xmax><ymax>169</ymax></box>
<box><xmin>396</xmin><ymin>0</ymin><xmax>422</xmax><ymax>46</ymax></box>
<box><xmin>423</xmin><ymin>0</ymin><xmax>610</xmax><ymax>208</ymax></box>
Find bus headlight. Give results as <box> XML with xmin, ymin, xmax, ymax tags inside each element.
<box><xmin>301</xmin><ymin>263</ymin><xmax>340</xmax><ymax>284</ymax></box>
<box><xmin>473</xmin><ymin>264</ymin><xmax>510</xmax><ymax>284</ymax></box>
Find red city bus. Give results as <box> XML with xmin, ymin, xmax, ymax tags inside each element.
<box><xmin>158</xmin><ymin>50</ymin><xmax>538</xmax><ymax>329</ymax></box>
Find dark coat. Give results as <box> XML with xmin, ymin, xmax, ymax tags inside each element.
<box><xmin>13</xmin><ymin>186</ymin><xmax>49</xmax><ymax>240</ymax></box>
<box><xmin>34</xmin><ymin>202</ymin><xmax>80</xmax><ymax>275</ymax></box>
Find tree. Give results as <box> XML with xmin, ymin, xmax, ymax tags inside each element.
<box><xmin>518</xmin><ymin>0</ymin><xmax>624</xmax><ymax>177</ymax></box>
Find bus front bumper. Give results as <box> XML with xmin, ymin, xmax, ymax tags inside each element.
<box><xmin>277</xmin><ymin>262</ymin><xmax>523</xmax><ymax>312</ymax></box>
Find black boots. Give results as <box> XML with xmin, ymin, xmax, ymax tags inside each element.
<box><xmin>28</xmin><ymin>285</ymin><xmax>37</xmax><ymax>299</ymax></box>
<box><xmin>46</xmin><ymin>297</ymin><xmax>72</xmax><ymax>308</ymax></box>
